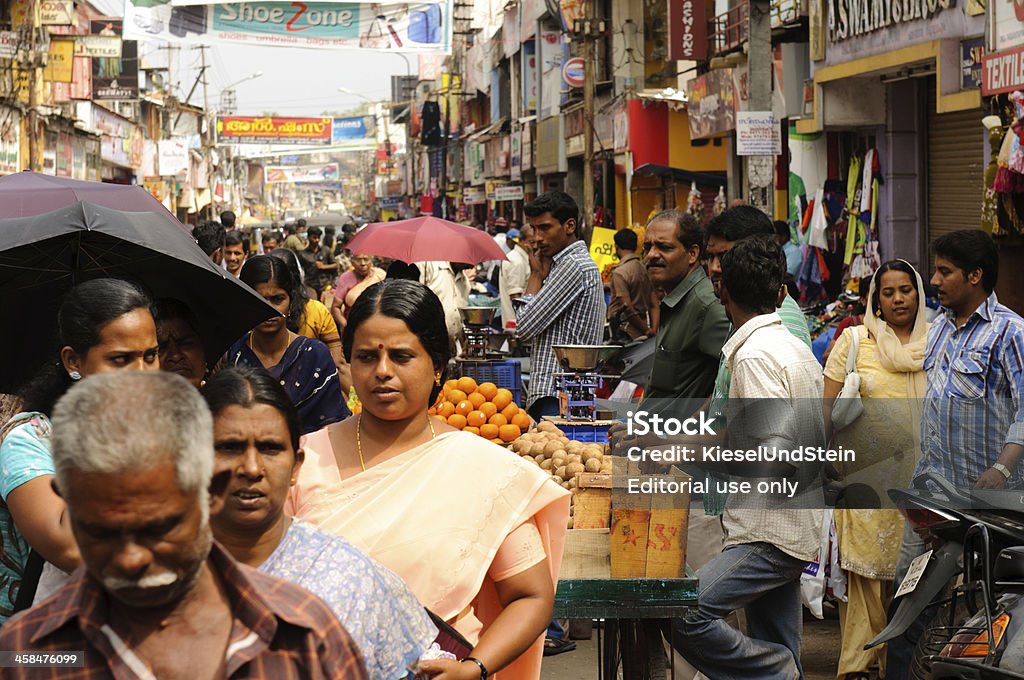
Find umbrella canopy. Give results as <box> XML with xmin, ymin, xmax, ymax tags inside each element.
<box><xmin>0</xmin><ymin>201</ymin><xmax>280</xmax><ymax>392</ymax></box>
<box><xmin>347</xmin><ymin>216</ymin><xmax>508</xmax><ymax>265</ymax></box>
<box><xmin>0</xmin><ymin>172</ymin><xmax>188</xmax><ymax>234</ymax></box>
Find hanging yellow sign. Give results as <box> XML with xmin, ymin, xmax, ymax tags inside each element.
<box><xmin>589</xmin><ymin>226</ymin><xmax>620</xmax><ymax>271</ymax></box>
<box><xmin>44</xmin><ymin>38</ymin><xmax>74</xmax><ymax>83</ymax></box>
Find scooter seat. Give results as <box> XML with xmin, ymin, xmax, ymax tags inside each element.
<box><xmin>994</xmin><ymin>546</ymin><xmax>1024</xmax><ymax>581</ymax></box>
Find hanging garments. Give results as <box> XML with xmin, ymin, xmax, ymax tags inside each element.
<box><xmin>808</xmin><ymin>189</ymin><xmax>830</xmax><ymax>250</ymax></box>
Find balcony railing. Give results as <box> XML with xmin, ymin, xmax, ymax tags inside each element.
<box><xmin>709</xmin><ymin>0</ymin><xmax>805</xmax><ymax>56</ymax></box>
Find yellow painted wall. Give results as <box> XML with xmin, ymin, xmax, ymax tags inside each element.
<box><xmin>668</xmin><ymin>110</ymin><xmax>728</xmax><ymax>173</ymax></box>
<box><xmin>631</xmin><ymin>174</ymin><xmax>665</xmax><ymax>226</ymax></box>
<box><xmin>615</xmin><ymin>174</ymin><xmax>629</xmax><ymax>229</ymax></box>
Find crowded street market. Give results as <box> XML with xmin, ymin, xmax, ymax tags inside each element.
<box><xmin>1</xmin><ymin>0</ymin><xmax>1024</xmax><ymax>678</ymax></box>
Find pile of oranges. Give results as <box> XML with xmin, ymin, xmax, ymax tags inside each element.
<box><xmin>429</xmin><ymin>377</ymin><xmax>531</xmax><ymax>444</ymax></box>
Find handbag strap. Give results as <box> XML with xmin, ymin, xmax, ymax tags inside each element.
<box><xmin>845</xmin><ymin>326</ymin><xmax>860</xmax><ymax>376</ymax></box>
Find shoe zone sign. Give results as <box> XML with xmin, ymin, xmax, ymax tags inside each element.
<box><xmin>125</xmin><ymin>0</ymin><xmax>452</xmax><ymax>53</ymax></box>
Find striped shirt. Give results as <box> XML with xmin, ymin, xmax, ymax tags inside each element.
<box><xmin>515</xmin><ymin>240</ymin><xmax>606</xmax><ymax>407</ymax></box>
<box><xmin>0</xmin><ymin>542</ymin><xmax>368</xmax><ymax>680</ymax></box>
<box><xmin>916</xmin><ymin>293</ymin><xmax>1024</xmax><ymax>488</ymax></box>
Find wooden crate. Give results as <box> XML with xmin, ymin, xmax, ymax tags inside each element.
<box><xmin>609</xmin><ymin>460</ymin><xmax>690</xmax><ymax>578</ymax></box>
<box><xmin>573</xmin><ymin>472</ymin><xmax>612</xmax><ymax>529</ymax></box>
<box><xmin>561</xmin><ymin>528</ymin><xmax>612</xmax><ymax>579</ymax></box>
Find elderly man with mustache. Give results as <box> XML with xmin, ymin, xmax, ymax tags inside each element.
<box><xmin>0</xmin><ymin>371</ymin><xmax>367</xmax><ymax>680</ymax></box>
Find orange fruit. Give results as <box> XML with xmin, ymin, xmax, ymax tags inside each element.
<box><xmin>438</xmin><ymin>402</ymin><xmax>456</xmax><ymax>418</ymax></box>
<box><xmin>488</xmin><ymin>413</ymin><xmax>508</xmax><ymax>427</ymax></box>
<box><xmin>477</xmin><ymin>382</ymin><xmax>498</xmax><ymax>401</ymax></box>
<box><xmin>457</xmin><ymin>376</ymin><xmax>478</xmax><ymax>394</ymax></box>
<box><xmin>490</xmin><ymin>438</ymin><xmax>505</xmax><ymax>445</ymax></box>
<box><xmin>447</xmin><ymin>389</ymin><xmax>468</xmax><ymax>405</ymax></box>
<box><xmin>480</xmin><ymin>423</ymin><xmax>500</xmax><ymax>440</ymax></box>
<box><xmin>468</xmin><ymin>392</ymin><xmax>487</xmax><ymax>409</ymax></box>
<box><xmin>501</xmin><ymin>403</ymin><xmax>519</xmax><ymax>420</ymax></box>
<box><xmin>499</xmin><ymin>424</ymin><xmax>521</xmax><ymax>442</ymax></box>
<box><xmin>464</xmin><ymin>426</ymin><xmax>480</xmax><ymax>436</ymax></box>
<box><xmin>428</xmin><ymin>407</ymin><xmax>437</xmax><ymax>416</ymax></box>
<box><xmin>511</xmin><ymin>413</ymin><xmax>531</xmax><ymax>431</ymax></box>
<box><xmin>443</xmin><ymin>379</ymin><xmax>458</xmax><ymax>394</ymax></box>
<box><xmin>466</xmin><ymin>410</ymin><xmax>487</xmax><ymax>428</ymax></box>
<box><xmin>433</xmin><ymin>414</ymin><xmax>446</xmax><ymax>424</ymax></box>
<box><xmin>455</xmin><ymin>400</ymin><xmax>473</xmax><ymax>416</ymax></box>
<box><xmin>480</xmin><ymin>402</ymin><xmax>498</xmax><ymax>418</ymax></box>
<box><xmin>447</xmin><ymin>413</ymin><xmax>467</xmax><ymax>430</ymax></box>
<box><xmin>492</xmin><ymin>389</ymin><xmax>513</xmax><ymax>410</ymax></box>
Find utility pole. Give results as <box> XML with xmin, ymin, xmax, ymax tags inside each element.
<box><xmin>26</xmin><ymin>0</ymin><xmax>40</xmax><ymax>171</ymax></box>
<box><xmin>199</xmin><ymin>45</ymin><xmax>213</xmax><ymax>217</ymax></box>
<box><xmin>582</xmin><ymin>0</ymin><xmax>596</xmax><ymax>234</ymax></box>
<box><xmin>746</xmin><ymin>0</ymin><xmax>774</xmax><ymax>215</ymax></box>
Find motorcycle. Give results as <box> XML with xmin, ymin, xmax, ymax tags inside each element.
<box><xmin>865</xmin><ymin>472</ymin><xmax>1024</xmax><ymax>678</ymax></box>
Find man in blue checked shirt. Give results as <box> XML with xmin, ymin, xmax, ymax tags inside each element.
<box><xmin>514</xmin><ymin>191</ymin><xmax>605</xmax><ymax>422</ymax></box>
<box><xmin>916</xmin><ymin>229</ymin><xmax>1024</xmax><ymax>491</ymax></box>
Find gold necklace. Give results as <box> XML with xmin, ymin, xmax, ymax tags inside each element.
<box><xmin>356</xmin><ymin>413</ymin><xmax>436</xmax><ymax>472</ymax></box>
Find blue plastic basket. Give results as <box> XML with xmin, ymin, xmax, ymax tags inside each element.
<box><xmin>457</xmin><ymin>360</ymin><xmax>523</xmax><ymax>406</ymax></box>
<box><xmin>560</xmin><ymin>423</ymin><xmax>610</xmax><ymax>443</ymax></box>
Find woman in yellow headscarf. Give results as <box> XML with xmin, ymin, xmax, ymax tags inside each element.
<box><xmin>823</xmin><ymin>259</ymin><xmax>929</xmax><ymax>680</ymax></box>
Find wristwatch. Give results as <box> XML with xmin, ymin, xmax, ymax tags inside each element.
<box><xmin>991</xmin><ymin>463</ymin><xmax>1012</xmax><ymax>480</ymax></box>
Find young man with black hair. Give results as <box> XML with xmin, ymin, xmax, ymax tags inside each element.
<box><xmin>671</xmin><ymin>236</ymin><xmax>824</xmax><ymax>680</ymax></box>
<box><xmin>219</xmin><ymin>210</ymin><xmax>236</xmax><ymax>230</ymax></box>
<box><xmin>607</xmin><ymin>227</ymin><xmax>656</xmax><ymax>341</ymax></box>
<box><xmin>192</xmin><ymin>221</ymin><xmax>226</xmax><ymax>266</ymax></box>
<box><xmin>223</xmin><ymin>230</ymin><xmax>246</xmax><ymax>277</ymax></box>
<box><xmin>516</xmin><ymin>191</ymin><xmax>605</xmax><ymax>420</ymax></box>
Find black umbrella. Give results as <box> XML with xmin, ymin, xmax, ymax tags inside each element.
<box><xmin>0</xmin><ymin>201</ymin><xmax>280</xmax><ymax>391</ymax></box>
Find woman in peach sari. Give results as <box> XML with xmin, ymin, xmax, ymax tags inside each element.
<box><xmin>289</xmin><ymin>279</ymin><xmax>569</xmax><ymax>680</ymax></box>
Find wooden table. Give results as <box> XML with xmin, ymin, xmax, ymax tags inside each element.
<box><xmin>553</xmin><ymin>578</ymin><xmax>699</xmax><ymax>680</ymax></box>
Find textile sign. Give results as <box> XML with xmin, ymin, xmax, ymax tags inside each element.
<box><xmin>669</xmin><ymin>0</ymin><xmax>707</xmax><ymax>61</ymax></box>
<box><xmin>216</xmin><ymin>116</ymin><xmax>333</xmax><ymax>145</ymax></box>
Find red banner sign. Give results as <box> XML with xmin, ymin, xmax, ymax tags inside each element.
<box><xmin>215</xmin><ymin>116</ymin><xmax>333</xmax><ymax>145</ymax></box>
<box><xmin>982</xmin><ymin>47</ymin><xmax>1024</xmax><ymax>96</ymax></box>
<box><xmin>669</xmin><ymin>0</ymin><xmax>707</xmax><ymax>61</ymax></box>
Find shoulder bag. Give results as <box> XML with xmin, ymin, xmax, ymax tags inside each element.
<box><xmin>831</xmin><ymin>326</ymin><xmax>864</xmax><ymax>431</ymax></box>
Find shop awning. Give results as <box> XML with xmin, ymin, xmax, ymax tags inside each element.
<box><xmin>633</xmin><ymin>163</ymin><xmax>727</xmax><ymax>188</ymax></box>
<box><xmin>465</xmin><ymin>117</ymin><xmax>507</xmax><ymax>142</ymax></box>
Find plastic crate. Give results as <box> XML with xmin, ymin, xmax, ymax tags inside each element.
<box><xmin>560</xmin><ymin>423</ymin><xmax>611</xmax><ymax>443</ymax></box>
<box><xmin>457</xmin><ymin>360</ymin><xmax>523</xmax><ymax>406</ymax></box>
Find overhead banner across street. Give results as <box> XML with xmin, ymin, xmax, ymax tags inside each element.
<box><xmin>124</xmin><ymin>0</ymin><xmax>452</xmax><ymax>53</ymax></box>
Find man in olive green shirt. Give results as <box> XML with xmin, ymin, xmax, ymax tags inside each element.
<box><xmin>643</xmin><ymin>210</ymin><xmax>730</xmax><ymax>400</ymax></box>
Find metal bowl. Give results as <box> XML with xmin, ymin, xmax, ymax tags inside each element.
<box><xmin>552</xmin><ymin>345</ymin><xmax>622</xmax><ymax>371</ymax></box>
<box><xmin>486</xmin><ymin>332</ymin><xmax>511</xmax><ymax>351</ymax></box>
<box><xmin>460</xmin><ymin>307</ymin><xmax>497</xmax><ymax>326</ymax></box>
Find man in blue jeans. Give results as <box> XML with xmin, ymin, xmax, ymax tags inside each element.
<box><xmin>670</xmin><ymin>237</ymin><xmax>824</xmax><ymax>679</ymax></box>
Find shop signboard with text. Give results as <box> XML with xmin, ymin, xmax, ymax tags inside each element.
<box><xmin>982</xmin><ymin>46</ymin><xmax>1024</xmax><ymax>95</ymax></box>
<box><xmin>668</xmin><ymin>0</ymin><xmax>706</xmax><ymax>61</ymax></box>
<box><xmin>216</xmin><ymin>116</ymin><xmax>333</xmax><ymax>145</ymax></box>
<box><xmin>125</xmin><ymin>0</ymin><xmax>452</xmax><ymax>54</ymax></box>
<box><xmin>266</xmin><ymin>163</ymin><xmax>340</xmax><ymax>183</ymax></box>
<box><xmin>686</xmin><ymin>69</ymin><xmax>738</xmax><ymax>139</ymax></box>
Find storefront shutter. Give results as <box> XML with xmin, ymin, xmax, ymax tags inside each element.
<box><xmin>927</xmin><ymin>85</ymin><xmax>984</xmax><ymax>247</ymax></box>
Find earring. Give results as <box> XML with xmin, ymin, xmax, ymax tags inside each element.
<box><xmin>875</xmin><ymin>309</ymin><xmax>882</xmax><ymax>317</ymax></box>
<box><xmin>434</xmin><ymin>372</ymin><xmax>442</xmax><ymax>387</ymax></box>
<box><xmin>68</xmin><ymin>371</ymin><xmax>82</xmax><ymax>381</ymax></box>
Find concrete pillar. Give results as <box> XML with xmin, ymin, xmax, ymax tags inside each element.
<box><xmin>878</xmin><ymin>79</ymin><xmax>925</xmax><ymax>270</ymax></box>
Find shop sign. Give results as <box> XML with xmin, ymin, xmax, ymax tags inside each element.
<box><xmin>158</xmin><ymin>139</ymin><xmax>189</xmax><ymax>177</ymax></box>
<box><xmin>41</xmin><ymin>0</ymin><xmax>74</xmax><ymax>25</ymax></box>
<box><xmin>464</xmin><ymin>186</ymin><xmax>486</xmax><ymax>204</ymax></box>
<box><xmin>982</xmin><ymin>46</ymin><xmax>1024</xmax><ymax>95</ymax></box>
<box><xmin>72</xmin><ymin>136</ymin><xmax>87</xmax><ymax>180</ymax></box>
<box><xmin>536</xmin><ymin>115</ymin><xmax>567</xmax><ymax>175</ymax></box>
<box><xmin>124</xmin><ymin>0</ymin><xmax>452</xmax><ymax>55</ymax></box>
<box><xmin>0</xmin><ymin>109</ymin><xmax>19</xmax><ymax>175</ymax></box>
<box><xmin>961</xmin><ymin>37</ymin><xmax>984</xmax><ymax>90</ymax></box>
<box><xmin>74</xmin><ymin>36</ymin><xmax>122</xmax><ymax>58</ymax></box>
<box><xmin>511</xmin><ymin>131</ymin><xmax>522</xmax><ymax>182</ymax></box>
<box><xmin>332</xmin><ymin>116</ymin><xmax>373</xmax><ymax>143</ymax></box>
<box><xmin>494</xmin><ymin>184</ymin><xmax>524</xmax><ymax>201</ymax></box>
<box><xmin>91</xmin><ymin>21</ymin><xmax>138</xmax><ymax>101</ymax></box>
<box><xmin>216</xmin><ymin>116</ymin><xmax>333</xmax><ymax>145</ymax></box>
<box><xmin>736</xmin><ymin>111</ymin><xmax>781</xmax><ymax>156</ymax></box>
<box><xmin>686</xmin><ymin>69</ymin><xmax>738</xmax><ymax>139</ymax></box>
<box><xmin>0</xmin><ymin>32</ymin><xmax>17</xmax><ymax>60</ymax></box>
<box><xmin>522</xmin><ymin>39</ymin><xmax>538</xmax><ymax>114</ymax></box>
<box><xmin>827</xmin><ymin>0</ymin><xmax>955</xmax><ymax>44</ymax></box>
<box><xmin>589</xmin><ymin>227</ymin><xmax>619</xmax><ymax>270</ymax></box>
<box><xmin>562</xmin><ymin>57</ymin><xmax>584</xmax><ymax>88</ymax></box>
<box><xmin>522</xmin><ymin>122</ymin><xmax>534</xmax><ymax>172</ymax></box>
<box><xmin>44</xmin><ymin>38</ymin><xmax>74</xmax><ymax>83</ymax></box>
<box><xmin>265</xmin><ymin>162</ymin><xmax>340</xmax><ymax>183</ymax></box>
<box><xmin>378</xmin><ymin>196</ymin><xmax>402</xmax><ymax>209</ymax></box>
<box><xmin>668</xmin><ymin>0</ymin><xmax>707</xmax><ymax>61</ymax></box>
<box><xmin>56</xmin><ymin>132</ymin><xmax>72</xmax><ymax>177</ymax></box>
<box><xmin>994</xmin><ymin>0</ymin><xmax>1024</xmax><ymax>50</ymax></box>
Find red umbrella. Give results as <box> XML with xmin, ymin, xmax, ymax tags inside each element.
<box><xmin>348</xmin><ymin>216</ymin><xmax>508</xmax><ymax>264</ymax></box>
<box><xmin>0</xmin><ymin>171</ymin><xmax>188</xmax><ymax>234</ymax></box>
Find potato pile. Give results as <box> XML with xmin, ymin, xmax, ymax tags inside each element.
<box><xmin>510</xmin><ymin>421</ymin><xmax>612</xmax><ymax>488</ymax></box>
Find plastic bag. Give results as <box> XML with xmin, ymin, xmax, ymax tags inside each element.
<box><xmin>800</xmin><ymin>508</ymin><xmax>834</xmax><ymax>619</ymax></box>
